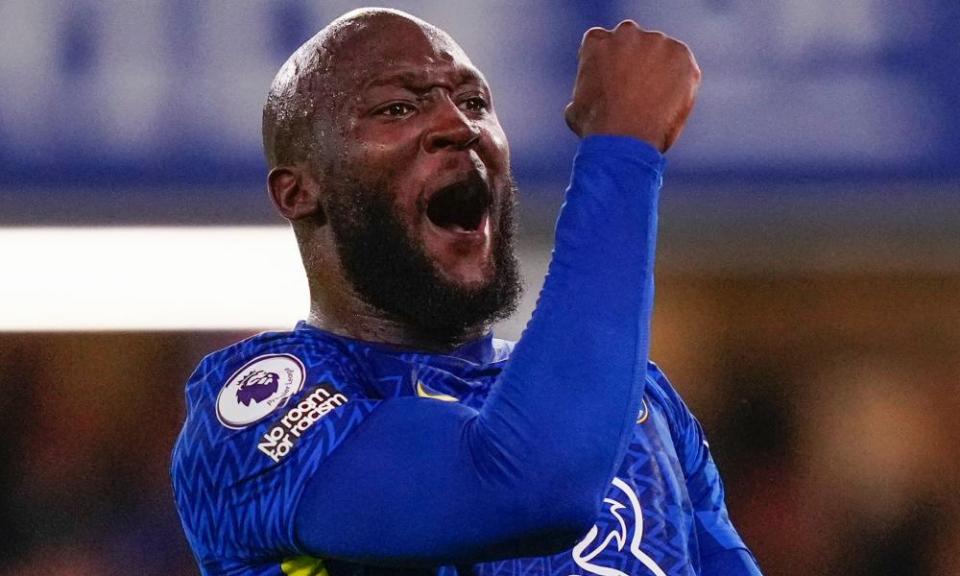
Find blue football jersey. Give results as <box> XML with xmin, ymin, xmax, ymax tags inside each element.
<box><xmin>171</xmin><ymin>323</ymin><xmax>754</xmax><ymax>576</ymax></box>
<box><xmin>172</xmin><ymin>136</ymin><xmax>759</xmax><ymax>575</ymax></box>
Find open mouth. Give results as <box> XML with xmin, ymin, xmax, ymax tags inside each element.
<box><xmin>425</xmin><ymin>173</ymin><xmax>493</xmax><ymax>233</ymax></box>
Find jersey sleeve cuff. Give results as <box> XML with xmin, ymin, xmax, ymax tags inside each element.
<box><xmin>577</xmin><ymin>135</ymin><xmax>667</xmax><ymax>175</ymax></box>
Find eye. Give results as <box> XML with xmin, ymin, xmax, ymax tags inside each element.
<box><xmin>376</xmin><ymin>102</ymin><xmax>416</xmax><ymax>118</ymax></box>
<box><xmin>460</xmin><ymin>96</ymin><xmax>489</xmax><ymax>113</ymax></box>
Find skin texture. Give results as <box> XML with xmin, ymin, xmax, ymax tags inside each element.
<box><xmin>565</xmin><ymin>20</ymin><xmax>701</xmax><ymax>151</ymax></box>
<box><xmin>263</xmin><ymin>10</ymin><xmax>701</xmax><ymax>351</ymax></box>
<box><xmin>264</xmin><ymin>9</ymin><xmax>518</xmax><ymax>351</ymax></box>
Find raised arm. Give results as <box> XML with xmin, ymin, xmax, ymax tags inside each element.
<box><xmin>294</xmin><ymin>22</ymin><xmax>701</xmax><ymax>565</ymax></box>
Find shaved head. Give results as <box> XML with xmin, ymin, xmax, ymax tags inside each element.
<box><xmin>264</xmin><ymin>8</ymin><xmax>520</xmax><ymax>347</ymax></box>
<box><xmin>262</xmin><ymin>8</ymin><xmax>468</xmax><ymax>169</ymax></box>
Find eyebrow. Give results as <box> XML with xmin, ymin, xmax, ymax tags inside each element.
<box><xmin>362</xmin><ymin>67</ymin><xmax>484</xmax><ymax>92</ymax></box>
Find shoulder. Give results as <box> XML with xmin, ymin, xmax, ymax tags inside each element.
<box><xmin>173</xmin><ymin>327</ymin><xmax>374</xmax><ymax>476</ymax></box>
<box><xmin>193</xmin><ymin>328</ymin><xmax>347</xmax><ymax>381</ymax></box>
<box><xmin>185</xmin><ymin>328</ymin><xmax>367</xmax><ymax>409</ymax></box>
<box><xmin>171</xmin><ymin>329</ymin><xmax>379</xmax><ymax>561</ymax></box>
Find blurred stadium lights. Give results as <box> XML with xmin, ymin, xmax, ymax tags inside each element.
<box><xmin>0</xmin><ymin>227</ymin><xmax>308</xmax><ymax>331</ymax></box>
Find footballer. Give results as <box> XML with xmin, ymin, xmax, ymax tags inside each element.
<box><xmin>172</xmin><ymin>8</ymin><xmax>761</xmax><ymax>576</ymax></box>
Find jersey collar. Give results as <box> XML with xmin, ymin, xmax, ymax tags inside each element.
<box><xmin>293</xmin><ymin>320</ymin><xmax>503</xmax><ymax>366</ymax></box>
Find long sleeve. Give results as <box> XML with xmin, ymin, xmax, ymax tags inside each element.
<box><xmin>289</xmin><ymin>136</ymin><xmax>664</xmax><ymax>564</ymax></box>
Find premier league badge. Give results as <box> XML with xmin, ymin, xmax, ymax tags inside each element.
<box><xmin>216</xmin><ymin>354</ymin><xmax>305</xmax><ymax>429</ymax></box>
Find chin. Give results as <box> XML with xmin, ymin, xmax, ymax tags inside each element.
<box><xmin>422</xmin><ymin>225</ymin><xmax>496</xmax><ymax>289</ymax></box>
<box><xmin>436</xmin><ymin>259</ymin><xmax>497</xmax><ymax>291</ymax></box>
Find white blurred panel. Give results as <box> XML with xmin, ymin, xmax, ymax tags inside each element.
<box><xmin>776</xmin><ymin>0</ymin><xmax>882</xmax><ymax>56</ymax></box>
<box><xmin>0</xmin><ymin>225</ymin><xmax>551</xmax><ymax>337</ymax></box>
<box><xmin>0</xmin><ymin>227</ymin><xmax>308</xmax><ymax>331</ymax></box>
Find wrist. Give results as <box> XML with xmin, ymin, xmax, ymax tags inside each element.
<box><xmin>577</xmin><ymin>135</ymin><xmax>667</xmax><ymax>174</ymax></box>
<box><xmin>579</xmin><ymin>127</ymin><xmax>664</xmax><ymax>152</ymax></box>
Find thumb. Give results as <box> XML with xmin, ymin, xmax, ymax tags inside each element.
<box><xmin>564</xmin><ymin>101</ymin><xmax>581</xmax><ymax>137</ymax></box>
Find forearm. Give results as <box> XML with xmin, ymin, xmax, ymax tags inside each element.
<box><xmin>478</xmin><ymin>135</ymin><xmax>663</xmax><ymax>509</ymax></box>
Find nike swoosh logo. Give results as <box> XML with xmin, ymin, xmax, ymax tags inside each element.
<box><xmin>416</xmin><ymin>381</ymin><xmax>459</xmax><ymax>402</ymax></box>
<box><xmin>636</xmin><ymin>398</ymin><xmax>649</xmax><ymax>424</ymax></box>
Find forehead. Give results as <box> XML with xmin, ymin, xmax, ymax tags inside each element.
<box><xmin>329</xmin><ymin>18</ymin><xmax>484</xmax><ymax>90</ymax></box>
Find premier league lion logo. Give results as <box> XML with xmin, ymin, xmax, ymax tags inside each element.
<box><xmin>236</xmin><ymin>370</ymin><xmax>280</xmax><ymax>406</ymax></box>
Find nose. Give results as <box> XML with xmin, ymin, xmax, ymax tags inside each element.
<box><xmin>422</xmin><ymin>98</ymin><xmax>481</xmax><ymax>153</ymax></box>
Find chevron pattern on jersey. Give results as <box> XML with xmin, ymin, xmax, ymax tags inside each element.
<box><xmin>173</xmin><ymin>325</ymin><xmax>746</xmax><ymax>575</ymax></box>
<box><xmin>172</xmin><ymin>329</ymin><xmax>377</xmax><ymax>573</ymax></box>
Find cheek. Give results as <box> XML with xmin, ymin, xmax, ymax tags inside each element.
<box><xmin>348</xmin><ymin>137</ymin><xmax>403</xmax><ymax>169</ymax></box>
<box><xmin>482</xmin><ymin>121</ymin><xmax>511</xmax><ymax>174</ymax></box>
<box><xmin>337</xmin><ymin>131</ymin><xmax>424</xmax><ymax>226</ymax></box>
<box><xmin>339</xmin><ymin>122</ymin><xmax>412</xmax><ymax>177</ymax></box>
<box><xmin>344</xmin><ymin>128</ymin><xmax>424</xmax><ymax>193</ymax></box>
<box><xmin>348</xmin><ymin>117</ymin><xmax>420</xmax><ymax>159</ymax></box>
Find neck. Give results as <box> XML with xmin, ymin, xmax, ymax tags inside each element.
<box><xmin>306</xmin><ymin>290</ymin><xmax>487</xmax><ymax>353</ymax></box>
<box><xmin>299</xmin><ymin>231</ymin><xmax>490</xmax><ymax>352</ymax></box>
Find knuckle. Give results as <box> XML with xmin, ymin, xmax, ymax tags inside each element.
<box><xmin>583</xmin><ymin>26</ymin><xmax>609</xmax><ymax>41</ymax></box>
<box><xmin>614</xmin><ymin>19</ymin><xmax>640</xmax><ymax>31</ymax></box>
<box><xmin>665</xmin><ymin>38</ymin><xmax>697</xmax><ymax>66</ymax></box>
<box><xmin>667</xmin><ymin>37</ymin><xmax>691</xmax><ymax>53</ymax></box>
<box><xmin>680</xmin><ymin>47</ymin><xmax>700</xmax><ymax>73</ymax></box>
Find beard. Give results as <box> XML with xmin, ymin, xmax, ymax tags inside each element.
<box><xmin>323</xmin><ymin>170</ymin><xmax>522</xmax><ymax>344</ymax></box>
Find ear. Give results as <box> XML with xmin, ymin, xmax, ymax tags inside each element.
<box><xmin>267</xmin><ymin>165</ymin><xmax>326</xmax><ymax>222</ymax></box>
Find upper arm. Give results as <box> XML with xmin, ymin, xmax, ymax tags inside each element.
<box><xmin>171</xmin><ymin>354</ymin><xmax>380</xmax><ymax>568</ymax></box>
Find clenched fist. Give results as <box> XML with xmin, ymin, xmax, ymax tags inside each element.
<box><xmin>565</xmin><ymin>20</ymin><xmax>701</xmax><ymax>153</ymax></box>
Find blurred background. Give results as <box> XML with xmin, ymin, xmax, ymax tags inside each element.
<box><xmin>0</xmin><ymin>1</ymin><xmax>958</xmax><ymax>574</ymax></box>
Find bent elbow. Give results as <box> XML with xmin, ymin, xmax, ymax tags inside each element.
<box><xmin>551</xmin><ymin>491</ymin><xmax>603</xmax><ymax>544</ymax></box>
<box><xmin>504</xmin><ymin>481</ymin><xmax>602</xmax><ymax>556</ymax></box>
<box><xmin>542</xmin><ymin>515</ymin><xmax>598</xmax><ymax>556</ymax></box>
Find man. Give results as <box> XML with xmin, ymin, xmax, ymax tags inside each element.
<box><xmin>172</xmin><ymin>7</ymin><xmax>762</xmax><ymax>576</ymax></box>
